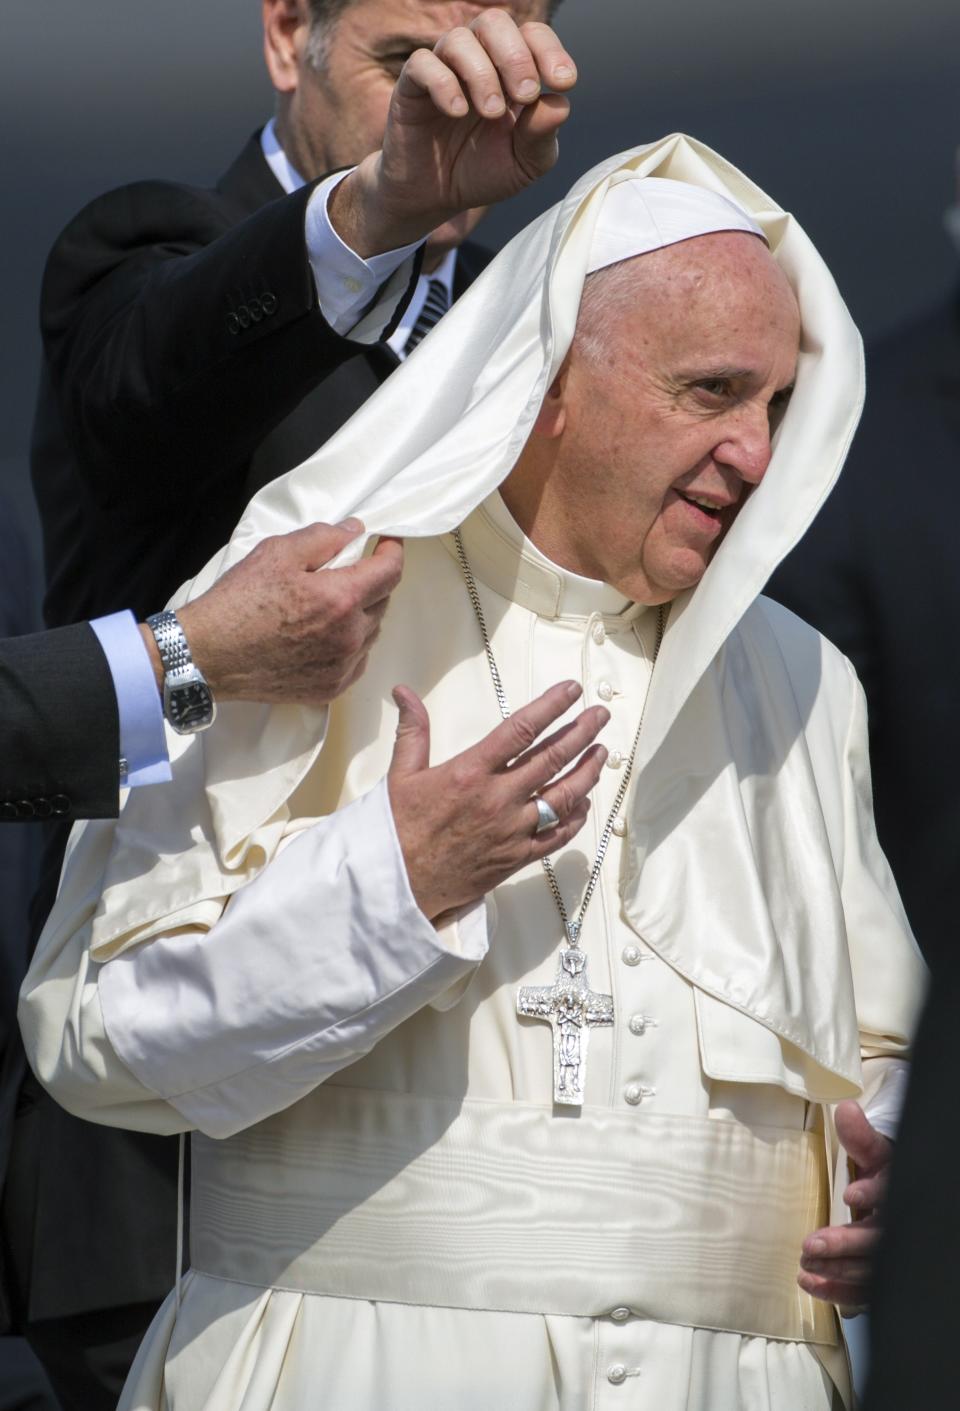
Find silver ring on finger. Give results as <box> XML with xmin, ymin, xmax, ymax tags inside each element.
<box><xmin>533</xmin><ymin>796</ymin><xmax>561</xmax><ymax>835</ymax></box>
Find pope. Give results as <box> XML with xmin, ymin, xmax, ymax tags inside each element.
<box><xmin>21</xmin><ymin>136</ymin><xmax>925</xmax><ymax>1411</ymax></box>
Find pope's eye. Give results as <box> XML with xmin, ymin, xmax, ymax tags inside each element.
<box><xmin>694</xmin><ymin>379</ymin><xmax>729</xmax><ymax>398</ymax></box>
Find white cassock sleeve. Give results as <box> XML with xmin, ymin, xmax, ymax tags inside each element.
<box><xmin>39</xmin><ymin>779</ymin><xmax>488</xmax><ymax>1140</ymax></box>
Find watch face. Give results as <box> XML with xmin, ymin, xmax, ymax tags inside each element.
<box><xmin>168</xmin><ymin>681</ymin><xmax>215</xmax><ymax>733</ymax></box>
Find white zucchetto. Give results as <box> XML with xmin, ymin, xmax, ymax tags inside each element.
<box><xmin>586</xmin><ymin>176</ymin><xmax>766</xmax><ymax>275</ymax></box>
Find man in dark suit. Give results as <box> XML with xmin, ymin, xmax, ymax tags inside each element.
<box><xmin>769</xmin><ymin>239</ymin><xmax>960</xmax><ymax>1401</ymax></box>
<box><xmin>20</xmin><ymin>3</ymin><xmax>575</xmax><ymax>1404</ymax></box>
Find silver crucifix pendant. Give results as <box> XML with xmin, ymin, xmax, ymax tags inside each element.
<box><xmin>517</xmin><ymin>946</ymin><xmax>614</xmax><ymax>1107</ymax></box>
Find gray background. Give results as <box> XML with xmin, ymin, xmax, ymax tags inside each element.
<box><xmin>1</xmin><ymin>0</ymin><xmax>958</xmax><ymax>581</ymax></box>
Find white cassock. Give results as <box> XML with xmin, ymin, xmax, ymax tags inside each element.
<box><xmin>20</xmin><ymin>137</ymin><xmax>926</xmax><ymax>1411</ymax></box>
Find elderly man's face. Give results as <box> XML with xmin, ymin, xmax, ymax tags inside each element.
<box><xmin>266</xmin><ymin>0</ymin><xmax>550</xmax><ymax>256</ymax></box>
<box><xmin>505</xmin><ymin>232</ymin><xmax>801</xmax><ymax>604</ymax></box>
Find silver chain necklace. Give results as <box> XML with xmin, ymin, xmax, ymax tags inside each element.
<box><xmin>452</xmin><ymin>527</ymin><xmax>665</xmax><ymax>1105</ymax></box>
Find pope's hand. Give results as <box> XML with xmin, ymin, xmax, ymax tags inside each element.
<box><xmin>159</xmin><ymin>520</ymin><xmax>402</xmax><ymax>705</ymax></box>
<box><xmin>330</xmin><ymin>11</ymin><xmax>577</xmax><ymax>257</ymax></box>
<box><xmin>797</xmin><ymin>1100</ymin><xmax>893</xmax><ymax>1308</ymax></box>
<box><xmin>388</xmin><ymin>681</ymin><xmax>607</xmax><ymax>922</ymax></box>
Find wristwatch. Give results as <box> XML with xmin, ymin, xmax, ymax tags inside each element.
<box><xmin>145</xmin><ymin>610</ymin><xmax>217</xmax><ymax>734</ymax></box>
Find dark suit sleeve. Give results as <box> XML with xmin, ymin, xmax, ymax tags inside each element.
<box><xmin>39</xmin><ymin>179</ymin><xmax>373</xmax><ymax>513</ymax></box>
<box><xmin>0</xmin><ymin>624</ymin><xmax>119</xmax><ymax>821</ymax></box>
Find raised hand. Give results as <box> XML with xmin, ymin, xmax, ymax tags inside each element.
<box><xmin>797</xmin><ymin>1099</ymin><xmax>893</xmax><ymax>1307</ymax></box>
<box><xmin>165</xmin><ymin>521</ymin><xmax>403</xmax><ymax>706</ymax></box>
<box><xmin>388</xmin><ymin>680</ymin><xmax>607</xmax><ymax>921</ymax></box>
<box><xmin>330</xmin><ymin>11</ymin><xmax>577</xmax><ymax>256</ymax></box>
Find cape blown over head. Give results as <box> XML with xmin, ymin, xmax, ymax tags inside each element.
<box><xmin>42</xmin><ymin>136</ymin><xmax>868</xmax><ymax>1009</ymax></box>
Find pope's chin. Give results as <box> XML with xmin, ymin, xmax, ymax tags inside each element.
<box><xmin>612</xmin><ymin>544</ymin><xmax>714</xmax><ymax>607</ymax></box>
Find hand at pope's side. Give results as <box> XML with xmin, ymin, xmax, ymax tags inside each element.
<box><xmin>331</xmin><ymin>11</ymin><xmax>577</xmax><ymax>256</ymax></box>
<box><xmin>157</xmin><ymin>520</ymin><xmax>402</xmax><ymax>705</ymax></box>
<box><xmin>797</xmin><ymin>1100</ymin><xmax>892</xmax><ymax>1308</ymax></box>
<box><xmin>388</xmin><ymin>681</ymin><xmax>608</xmax><ymax>922</ymax></box>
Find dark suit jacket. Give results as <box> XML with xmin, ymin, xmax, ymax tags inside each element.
<box><xmin>0</xmin><ymin>624</ymin><xmax>118</xmax><ymax>824</ymax></box>
<box><xmin>768</xmin><ymin>294</ymin><xmax>960</xmax><ymax>971</ymax></box>
<box><xmin>16</xmin><ymin>132</ymin><xmax>492</xmax><ymax>1326</ymax></box>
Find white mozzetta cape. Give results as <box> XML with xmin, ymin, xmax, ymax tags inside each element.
<box><xmin>20</xmin><ymin>136</ymin><xmax>925</xmax><ymax>1410</ymax></box>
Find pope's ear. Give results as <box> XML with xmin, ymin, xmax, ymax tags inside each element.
<box><xmin>532</xmin><ymin>366</ymin><xmax>569</xmax><ymax>440</ymax></box>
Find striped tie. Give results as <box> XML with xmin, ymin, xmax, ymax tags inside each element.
<box><xmin>404</xmin><ymin>278</ymin><xmax>450</xmax><ymax>354</ymax></box>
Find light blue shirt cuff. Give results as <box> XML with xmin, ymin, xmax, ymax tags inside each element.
<box><xmin>90</xmin><ymin>611</ymin><xmax>171</xmax><ymax>787</ymax></box>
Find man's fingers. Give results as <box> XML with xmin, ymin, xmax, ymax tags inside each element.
<box><xmin>512</xmin><ymin>94</ymin><xmax>570</xmax><ymax>179</ymax></box>
<box><xmin>529</xmin><ymin>798</ymin><xmax>591</xmax><ymax>859</ymax></box>
<box><xmin>389</xmin><ymin>685</ymin><xmax>431</xmax><ymax>777</ymax></box>
<box><xmin>797</xmin><ymin>1269</ymin><xmax>870</xmax><ymax>1306</ymax></box>
<box><xmin>474</xmin><ymin>681</ymin><xmax>583</xmax><ymax>769</ymax></box>
<box><xmin>469</xmin><ymin>9</ymin><xmax>544</xmax><ymax>105</ymax></box>
<box><xmin>433</xmin><ymin>26</ymin><xmax>511</xmax><ymax>118</ymax></box>
<box><xmin>517</xmin><ymin>21</ymin><xmax>577</xmax><ymax>90</ymax></box>
<box><xmin>801</xmin><ymin>1222</ymin><xmax>880</xmax><ymax>1265</ymax></box>
<box><xmin>333</xmin><ymin>539</ymin><xmax>404</xmax><ymax>609</ymax></box>
<box><xmin>835</xmin><ymin>1100</ymin><xmax>893</xmax><ymax>1177</ymax></box>
<box><xmin>398</xmin><ymin>48</ymin><xmax>470</xmax><ymax>117</ymax></box>
<box><xmin>844</xmin><ymin>1172</ymin><xmax>886</xmax><ymax>1214</ymax></box>
<box><xmin>278</xmin><ymin>517</ymin><xmax>365</xmax><ymax>572</ymax></box>
<box><xmin>533</xmin><ymin>743</ymin><xmax>608</xmax><ymax>827</ymax></box>
<box><xmin>508</xmin><ymin>705</ymin><xmax>609</xmax><ymax>795</ymax></box>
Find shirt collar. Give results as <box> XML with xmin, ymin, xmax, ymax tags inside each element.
<box><xmin>450</xmin><ymin>492</ymin><xmax>647</xmax><ymax>622</ymax></box>
<box><xmin>260</xmin><ymin>117</ymin><xmax>307</xmax><ymax>195</ymax></box>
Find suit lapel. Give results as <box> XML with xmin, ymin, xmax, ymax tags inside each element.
<box><xmin>216</xmin><ymin>131</ymin><xmax>286</xmax><ymax>216</ymax></box>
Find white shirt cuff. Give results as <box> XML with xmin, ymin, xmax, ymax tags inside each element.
<box><xmin>89</xmin><ymin>611</ymin><xmax>171</xmax><ymax>787</ymax></box>
<box><xmin>305</xmin><ymin>169</ymin><xmax>422</xmax><ymax>340</ymax></box>
<box><xmin>860</xmin><ymin>1058</ymin><xmax>909</xmax><ymax>1142</ymax></box>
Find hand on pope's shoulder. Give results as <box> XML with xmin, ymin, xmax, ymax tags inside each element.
<box><xmin>143</xmin><ymin>520</ymin><xmax>403</xmax><ymax>707</ymax></box>
<box><xmin>328</xmin><ymin>12</ymin><xmax>577</xmax><ymax>259</ymax></box>
<box><xmin>388</xmin><ymin>680</ymin><xmax>608</xmax><ymax>922</ymax></box>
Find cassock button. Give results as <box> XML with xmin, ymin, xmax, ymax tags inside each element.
<box><xmin>226</xmin><ymin>312</ymin><xmax>240</xmax><ymax>335</ymax></box>
<box><xmin>606</xmin><ymin>750</ymin><xmax>623</xmax><ymax>769</ymax></box>
<box><xmin>607</xmin><ymin>1364</ymin><xmax>627</xmax><ymax>1385</ymax></box>
<box><xmin>591</xmin><ymin>621</ymin><xmax>606</xmax><ymax>645</ymax></box>
<box><xmin>262</xmin><ymin>292</ymin><xmax>278</xmax><ymax>316</ymax></box>
<box><xmin>596</xmin><ymin>680</ymin><xmax>614</xmax><ymax>702</ymax></box>
<box><xmin>237</xmin><ymin>305</ymin><xmax>251</xmax><ymax>329</ymax></box>
<box><xmin>16</xmin><ymin>801</ymin><xmax>35</xmax><ymax>819</ymax></box>
<box><xmin>612</xmin><ymin>817</ymin><xmax>627</xmax><ymax>837</ymax></box>
<box><xmin>51</xmin><ymin>794</ymin><xmax>71</xmax><ymax>815</ymax></box>
<box><xmin>628</xmin><ymin>1013</ymin><xmax>653</xmax><ymax>1036</ymax></box>
<box><xmin>610</xmin><ymin>1306</ymin><xmax>631</xmax><ymax>1323</ymax></box>
<box><xmin>621</xmin><ymin>944</ymin><xmax>642</xmax><ymax>967</ymax></box>
<box><xmin>0</xmin><ymin>802</ymin><xmax>17</xmax><ymax>821</ymax></box>
<box><xmin>623</xmin><ymin>1083</ymin><xmax>644</xmax><ymax>1105</ymax></box>
<box><xmin>33</xmin><ymin>797</ymin><xmax>53</xmax><ymax>819</ymax></box>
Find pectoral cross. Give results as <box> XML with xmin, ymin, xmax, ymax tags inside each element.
<box><xmin>517</xmin><ymin>947</ymin><xmax>614</xmax><ymax>1107</ymax></box>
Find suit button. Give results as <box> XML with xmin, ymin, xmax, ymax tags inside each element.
<box><xmin>236</xmin><ymin>305</ymin><xmax>251</xmax><ymax>329</ymax></box>
<box><xmin>247</xmin><ymin>296</ymin><xmax>263</xmax><ymax>323</ymax></box>
<box><xmin>261</xmin><ymin>292</ymin><xmax>278</xmax><ymax>316</ymax></box>
<box><xmin>33</xmin><ymin>797</ymin><xmax>53</xmax><ymax>819</ymax></box>
<box><xmin>226</xmin><ymin>312</ymin><xmax>240</xmax><ymax>335</ymax></box>
<box><xmin>51</xmin><ymin>794</ymin><xmax>71</xmax><ymax>816</ymax></box>
<box><xmin>16</xmin><ymin>800</ymin><xmax>36</xmax><ymax>819</ymax></box>
<box><xmin>1</xmin><ymin>802</ymin><xmax>17</xmax><ymax>821</ymax></box>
